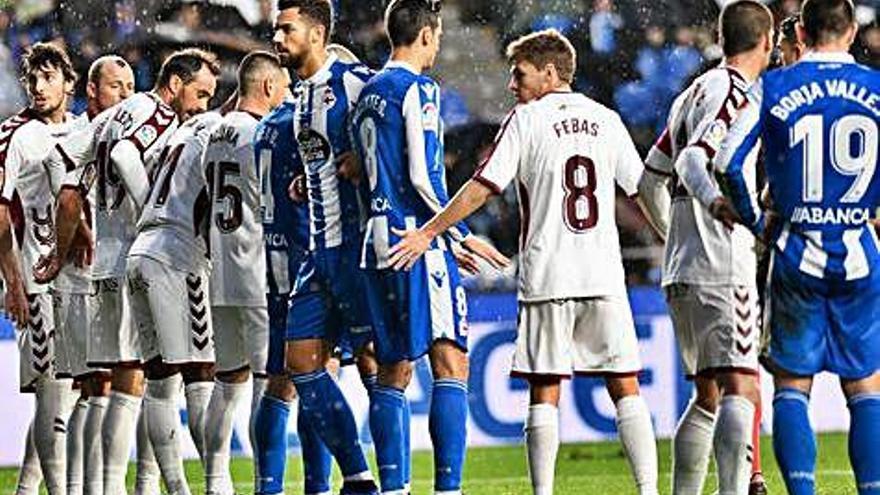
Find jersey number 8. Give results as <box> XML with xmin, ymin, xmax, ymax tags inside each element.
<box><xmin>562</xmin><ymin>155</ymin><xmax>599</xmax><ymax>232</ymax></box>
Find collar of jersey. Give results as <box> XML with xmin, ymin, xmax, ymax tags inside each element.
<box><xmin>801</xmin><ymin>51</ymin><xmax>855</xmax><ymax>64</ymax></box>
<box><xmin>301</xmin><ymin>52</ymin><xmax>338</xmax><ymax>85</ymax></box>
<box><xmin>385</xmin><ymin>60</ymin><xmax>420</xmax><ymax>75</ymax></box>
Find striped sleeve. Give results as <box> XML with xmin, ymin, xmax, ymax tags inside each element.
<box><xmin>644</xmin><ymin>126</ymin><xmax>674</xmax><ymax>177</ymax></box>
<box><xmin>689</xmin><ymin>70</ymin><xmax>749</xmax><ymax>160</ymax></box>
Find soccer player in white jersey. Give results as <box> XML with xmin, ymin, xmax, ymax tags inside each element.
<box><xmin>0</xmin><ymin>42</ymin><xmax>80</xmax><ymax>495</ymax></box>
<box><xmin>34</xmin><ymin>48</ymin><xmax>219</xmax><ymax>495</ymax></box>
<box><xmin>389</xmin><ymin>29</ymin><xmax>665</xmax><ymax>495</ymax></box>
<box><xmin>642</xmin><ymin>3</ymin><xmax>774</xmax><ymax>494</ymax></box>
<box><xmin>195</xmin><ymin>51</ymin><xmax>289</xmax><ymax>495</ymax></box>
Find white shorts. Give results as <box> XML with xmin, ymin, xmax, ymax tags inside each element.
<box><xmin>18</xmin><ymin>293</ymin><xmax>56</xmax><ymax>392</ymax></box>
<box><xmin>664</xmin><ymin>284</ymin><xmax>760</xmax><ymax>377</ymax></box>
<box><xmin>512</xmin><ymin>295</ymin><xmax>642</xmax><ymax>377</ymax></box>
<box><xmin>88</xmin><ymin>276</ymin><xmax>140</xmax><ymax>365</ymax></box>
<box><xmin>212</xmin><ymin>306</ymin><xmax>268</xmax><ymax>375</ymax></box>
<box><xmin>53</xmin><ymin>291</ymin><xmax>101</xmax><ymax>379</ymax></box>
<box><xmin>128</xmin><ymin>255</ymin><xmax>214</xmax><ymax>365</ymax></box>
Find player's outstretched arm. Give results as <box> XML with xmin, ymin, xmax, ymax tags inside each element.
<box><xmin>636</xmin><ymin>169</ymin><xmax>671</xmax><ymax>241</ymax></box>
<box><xmin>33</xmin><ymin>187</ymin><xmax>83</xmax><ymax>284</ymax></box>
<box><xmin>0</xmin><ymin>205</ymin><xmax>28</xmax><ymax>325</ymax></box>
<box><xmin>389</xmin><ymin>179</ymin><xmax>509</xmax><ymax>271</ymax></box>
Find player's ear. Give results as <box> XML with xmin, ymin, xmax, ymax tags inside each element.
<box><xmin>86</xmin><ymin>81</ymin><xmax>97</xmax><ymax>100</ymax></box>
<box><xmin>168</xmin><ymin>74</ymin><xmax>183</xmax><ymax>95</ymax></box>
<box><xmin>795</xmin><ymin>22</ymin><xmax>810</xmax><ymax>47</ymax></box>
<box><xmin>264</xmin><ymin>76</ymin><xmax>274</xmax><ymax>100</ymax></box>
<box><xmin>419</xmin><ymin>25</ymin><xmax>432</xmax><ymax>48</ymax></box>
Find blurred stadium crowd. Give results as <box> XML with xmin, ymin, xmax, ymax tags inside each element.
<box><xmin>1</xmin><ymin>0</ymin><xmax>877</xmax><ymax>288</ymax></box>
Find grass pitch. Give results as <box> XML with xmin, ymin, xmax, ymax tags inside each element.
<box><xmin>0</xmin><ymin>433</ymin><xmax>857</xmax><ymax>494</ymax></box>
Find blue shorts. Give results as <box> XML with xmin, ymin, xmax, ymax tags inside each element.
<box><xmin>286</xmin><ymin>243</ymin><xmax>373</xmax><ymax>357</ymax></box>
<box><xmin>766</xmin><ymin>253</ymin><xmax>880</xmax><ymax>380</ymax></box>
<box><xmin>266</xmin><ymin>293</ymin><xmax>290</xmax><ymax>375</ymax></box>
<box><xmin>364</xmin><ymin>248</ymin><xmax>468</xmax><ymax>365</ymax></box>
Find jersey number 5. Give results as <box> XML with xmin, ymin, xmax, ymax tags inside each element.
<box><xmin>207</xmin><ymin>161</ymin><xmax>243</xmax><ymax>233</ymax></box>
<box><xmin>562</xmin><ymin>155</ymin><xmax>598</xmax><ymax>232</ymax></box>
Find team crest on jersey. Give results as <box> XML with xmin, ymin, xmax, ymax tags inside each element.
<box><xmin>323</xmin><ymin>87</ymin><xmax>337</xmax><ymax>109</ymax></box>
<box><xmin>134</xmin><ymin>124</ymin><xmax>159</xmax><ymax>149</ymax></box>
<box><xmin>702</xmin><ymin>119</ymin><xmax>728</xmax><ymax>150</ymax></box>
<box><xmin>422</xmin><ymin>102</ymin><xmax>439</xmax><ymax>133</ymax></box>
<box><xmin>296</xmin><ymin>128</ymin><xmax>331</xmax><ymax>165</ymax></box>
<box><xmin>81</xmin><ymin>161</ymin><xmax>98</xmax><ymax>191</ymax></box>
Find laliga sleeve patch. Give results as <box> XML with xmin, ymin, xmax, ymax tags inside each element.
<box><xmin>422</xmin><ymin>102</ymin><xmax>439</xmax><ymax>133</ymax></box>
<box><xmin>701</xmin><ymin>119</ymin><xmax>728</xmax><ymax>151</ymax></box>
<box><xmin>134</xmin><ymin>124</ymin><xmax>159</xmax><ymax>150</ymax></box>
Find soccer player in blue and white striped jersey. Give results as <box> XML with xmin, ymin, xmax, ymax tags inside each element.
<box><xmin>715</xmin><ymin>1</ymin><xmax>880</xmax><ymax>493</ymax></box>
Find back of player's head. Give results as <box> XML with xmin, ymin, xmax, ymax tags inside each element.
<box><xmin>385</xmin><ymin>0</ymin><xmax>441</xmax><ymax>48</ymax></box>
<box><xmin>21</xmin><ymin>42</ymin><xmax>77</xmax><ymax>84</ymax></box>
<box><xmin>800</xmin><ymin>0</ymin><xmax>855</xmax><ymax>46</ymax></box>
<box><xmin>88</xmin><ymin>55</ymin><xmax>131</xmax><ymax>86</ymax></box>
<box><xmin>780</xmin><ymin>15</ymin><xmax>800</xmax><ymax>45</ymax></box>
<box><xmin>277</xmin><ymin>0</ymin><xmax>333</xmax><ymax>43</ymax></box>
<box><xmin>238</xmin><ymin>51</ymin><xmax>284</xmax><ymax>96</ymax></box>
<box><xmin>719</xmin><ymin>0</ymin><xmax>774</xmax><ymax>57</ymax></box>
<box><xmin>155</xmin><ymin>48</ymin><xmax>220</xmax><ymax>90</ymax></box>
<box><xmin>506</xmin><ymin>29</ymin><xmax>576</xmax><ymax>84</ymax></box>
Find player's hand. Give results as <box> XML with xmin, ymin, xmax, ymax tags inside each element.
<box><xmin>3</xmin><ymin>278</ymin><xmax>28</xmax><ymax>327</ymax></box>
<box><xmin>451</xmin><ymin>243</ymin><xmax>480</xmax><ymax>275</ymax></box>
<box><xmin>336</xmin><ymin>151</ymin><xmax>361</xmax><ymax>185</ymax></box>
<box><xmin>33</xmin><ymin>252</ymin><xmax>62</xmax><ymax>284</ymax></box>
<box><xmin>288</xmin><ymin>174</ymin><xmax>307</xmax><ymax>203</ymax></box>
<box><xmin>69</xmin><ymin>225</ymin><xmax>94</xmax><ymax>268</ymax></box>
<box><xmin>388</xmin><ymin>227</ymin><xmax>432</xmax><ymax>271</ymax></box>
<box><xmin>708</xmin><ymin>196</ymin><xmax>742</xmax><ymax>231</ymax></box>
<box><xmin>462</xmin><ymin>236</ymin><xmax>510</xmax><ymax>270</ymax></box>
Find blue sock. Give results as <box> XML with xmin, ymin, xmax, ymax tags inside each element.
<box><xmin>403</xmin><ymin>395</ymin><xmax>411</xmax><ymax>486</ymax></box>
<box><xmin>369</xmin><ymin>384</ymin><xmax>407</xmax><ymax>491</ymax></box>
<box><xmin>430</xmin><ymin>378</ymin><xmax>468</xmax><ymax>492</ymax></box>
<box><xmin>773</xmin><ymin>388</ymin><xmax>816</xmax><ymax>495</ymax></box>
<box><xmin>848</xmin><ymin>393</ymin><xmax>880</xmax><ymax>494</ymax></box>
<box><xmin>290</xmin><ymin>370</ymin><xmax>370</xmax><ymax>478</ymax></box>
<box><xmin>254</xmin><ymin>395</ymin><xmax>290</xmax><ymax>495</ymax></box>
<box><xmin>361</xmin><ymin>373</ymin><xmax>378</xmax><ymax>395</ymax></box>
<box><xmin>298</xmin><ymin>399</ymin><xmax>332</xmax><ymax>495</ymax></box>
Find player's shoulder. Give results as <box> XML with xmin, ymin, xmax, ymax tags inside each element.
<box><xmin>332</xmin><ymin>58</ymin><xmax>374</xmax><ymax>83</ymax></box>
<box><xmin>183</xmin><ymin>111</ymin><xmax>223</xmax><ymax>138</ymax></box>
<box><xmin>258</xmin><ymin>101</ymin><xmax>294</xmax><ymax>134</ymax></box>
<box><xmin>0</xmin><ymin>109</ymin><xmax>40</xmax><ymax>164</ymax></box>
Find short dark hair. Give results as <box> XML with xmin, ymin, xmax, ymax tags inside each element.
<box><xmin>277</xmin><ymin>0</ymin><xmax>333</xmax><ymax>42</ymax></box>
<box><xmin>385</xmin><ymin>0</ymin><xmax>441</xmax><ymax>48</ymax></box>
<box><xmin>506</xmin><ymin>29</ymin><xmax>577</xmax><ymax>84</ymax></box>
<box><xmin>155</xmin><ymin>48</ymin><xmax>220</xmax><ymax>90</ymax></box>
<box><xmin>238</xmin><ymin>51</ymin><xmax>283</xmax><ymax>96</ymax></box>
<box><xmin>719</xmin><ymin>0</ymin><xmax>774</xmax><ymax>57</ymax></box>
<box><xmin>801</xmin><ymin>0</ymin><xmax>855</xmax><ymax>46</ymax></box>
<box><xmin>21</xmin><ymin>42</ymin><xmax>77</xmax><ymax>84</ymax></box>
<box><xmin>780</xmin><ymin>15</ymin><xmax>800</xmax><ymax>44</ymax></box>
<box><xmin>88</xmin><ymin>55</ymin><xmax>131</xmax><ymax>86</ymax></box>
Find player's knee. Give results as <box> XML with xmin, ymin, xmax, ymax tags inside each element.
<box><xmin>181</xmin><ymin>362</ymin><xmax>215</xmax><ymax>383</ymax></box>
<box><xmin>110</xmin><ymin>364</ymin><xmax>145</xmax><ymax>396</ymax></box>
<box><xmin>378</xmin><ymin>362</ymin><xmax>413</xmax><ymax>389</ymax></box>
<box><xmin>143</xmin><ymin>358</ymin><xmax>180</xmax><ymax>381</ymax></box>
<box><xmin>215</xmin><ymin>365</ymin><xmax>249</xmax><ymax>384</ymax></box>
<box><xmin>717</xmin><ymin>371</ymin><xmax>760</xmax><ymax>404</ymax></box>
<box><xmin>429</xmin><ymin>340</ymin><xmax>469</xmax><ymax>380</ymax></box>
<box><xmin>265</xmin><ymin>374</ymin><xmax>296</xmax><ymax>401</ymax></box>
<box><xmin>285</xmin><ymin>340</ymin><xmax>326</xmax><ymax>375</ymax></box>
<box><xmin>528</xmin><ymin>377</ymin><xmax>562</xmax><ymax>406</ymax></box>
<box><xmin>605</xmin><ymin>374</ymin><xmax>640</xmax><ymax>404</ymax></box>
<box><xmin>841</xmin><ymin>372</ymin><xmax>880</xmax><ymax>399</ymax></box>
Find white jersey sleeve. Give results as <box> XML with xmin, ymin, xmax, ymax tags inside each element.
<box><xmin>611</xmin><ymin>114</ymin><xmax>644</xmax><ymax>196</ymax></box>
<box><xmin>473</xmin><ymin>109</ymin><xmax>523</xmax><ymax>193</ymax></box>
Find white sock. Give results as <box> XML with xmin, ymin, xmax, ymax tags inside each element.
<box><xmin>103</xmin><ymin>391</ymin><xmax>142</xmax><ymax>495</ymax></box>
<box><xmin>251</xmin><ymin>376</ymin><xmax>267</xmax><ymax>452</ymax></box>
<box><xmin>714</xmin><ymin>395</ymin><xmax>755</xmax><ymax>495</ymax></box>
<box><xmin>184</xmin><ymin>380</ymin><xmax>213</xmax><ymax>463</ymax></box>
<box><xmin>145</xmin><ymin>375</ymin><xmax>191</xmax><ymax>495</ymax></box>
<box><xmin>205</xmin><ymin>380</ymin><xmax>248</xmax><ymax>495</ymax></box>
<box><xmin>135</xmin><ymin>406</ymin><xmax>161</xmax><ymax>495</ymax></box>
<box><xmin>35</xmin><ymin>378</ymin><xmax>73</xmax><ymax>495</ymax></box>
<box><xmin>67</xmin><ymin>398</ymin><xmax>88</xmax><ymax>495</ymax></box>
<box><xmin>616</xmin><ymin>395</ymin><xmax>659</xmax><ymax>495</ymax></box>
<box><xmin>15</xmin><ymin>420</ymin><xmax>43</xmax><ymax>495</ymax></box>
<box><xmin>525</xmin><ymin>404</ymin><xmax>559</xmax><ymax>495</ymax></box>
<box><xmin>83</xmin><ymin>396</ymin><xmax>108</xmax><ymax>495</ymax></box>
<box><xmin>672</xmin><ymin>400</ymin><xmax>716</xmax><ymax>495</ymax></box>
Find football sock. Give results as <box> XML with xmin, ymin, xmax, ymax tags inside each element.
<box><xmin>672</xmin><ymin>400</ymin><xmax>716</xmax><ymax>495</ymax></box>
<box><xmin>34</xmin><ymin>377</ymin><xmax>72</xmax><ymax>495</ymax></box>
<box><xmin>290</xmin><ymin>370</ymin><xmax>372</xmax><ymax>480</ymax></box>
<box><xmin>144</xmin><ymin>375</ymin><xmax>191</xmax><ymax>495</ymax></box>
<box><xmin>67</xmin><ymin>398</ymin><xmax>88</xmax><ymax>495</ymax></box>
<box><xmin>135</xmin><ymin>406</ymin><xmax>161</xmax><ymax>495</ymax></box>
<box><xmin>251</xmin><ymin>376</ymin><xmax>267</xmax><ymax>453</ymax></box>
<box><xmin>847</xmin><ymin>393</ymin><xmax>880</xmax><ymax>494</ymax></box>
<box><xmin>254</xmin><ymin>394</ymin><xmax>290</xmax><ymax>495</ymax></box>
<box><xmin>83</xmin><ymin>396</ymin><xmax>108</xmax><ymax>495</ymax></box>
<box><xmin>773</xmin><ymin>388</ymin><xmax>815</xmax><ymax>495</ymax></box>
<box><xmin>402</xmin><ymin>392</ymin><xmax>412</xmax><ymax>487</ymax></box>
<box><xmin>184</xmin><ymin>380</ymin><xmax>213</xmax><ymax>463</ymax></box>
<box><xmin>15</xmin><ymin>420</ymin><xmax>42</xmax><ymax>495</ymax></box>
<box><xmin>752</xmin><ymin>395</ymin><xmax>763</xmax><ymax>476</ymax></box>
<box><xmin>205</xmin><ymin>380</ymin><xmax>247</xmax><ymax>495</ymax></box>
<box><xmin>616</xmin><ymin>395</ymin><xmax>659</xmax><ymax>495</ymax></box>
<box><xmin>714</xmin><ymin>395</ymin><xmax>755</xmax><ymax>495</ymax></box>
<box><xmin>298</xmin><ymin>397</ymin><xmax>332</xmax><ymax>495</ymax></box>
<box><xmin>525</xmin><ymin>403</ymin><xmax>559</xmax><ymax>495</ymax></box>
<box><xmin>103</xmin><ymin>390</ymin><xmax>141</xmax><ymax>495</ymax></box>
<box><xmin>370</xmin><ymin>384</ymin><xmax>407</xmax><ymax>492</ymax></box>
<box><xmin>361</xmin><ymin>373</ymin><xmax>378</xmax><ymax>395</ymax></box>
<box><xmin>430</xmin><ymin>378</ymin><xmax>468</xmax><ymax>493</ymax></box>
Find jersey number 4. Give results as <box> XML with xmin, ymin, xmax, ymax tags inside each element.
<box><xmin>563</xmin><ymin>155</ymin><xmax>598</xmax><ymax>232</ymax></box>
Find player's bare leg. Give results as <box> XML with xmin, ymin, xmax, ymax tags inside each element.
<box><xmin>205</xmin><ymin>366</ymin><xmax>249</xmax><ymax>495</ymax></box>
<box><xmin>771</xmin><ymin>372</ymin><xmax>814</xmax><ymax>495</ymax></box>
<box><xmin>673</xmin><ymin>376</ymin><xmax>719</xmax><ymax>495</ymax></box>
<box><xmin>525</xmin><ymin>376</ymin><xmax>562</xmax><ymax>495</ymax></box>
<box><xmin>182</xmin><ymin>363</ymin><xmax>215</xmax><ymax>463</ymax></box>
<box><xmin>143</xmin><ymin>359</ymin><xmax>191</xmax><ymax>495</ymax></box>
<box><xmin>715</xmin><ymin>371</ymin><xmax>760</xmax><ymax>495</ymax></box>
<box><xmin>427</xmin><ymin>340</ymin><xmax>469</xmax><ymax>495</ymax></box>
<box><xmin>15</xmin><ymin>419</ymin><xmax>43</xmax><ymax>495</ymax></box>
<box><xmin>749</xmin><ymin>376</ymin><xmax>767</xmax><ymax>495</ymax></box>
<box><xmin>841</xmin><ymin>372</ymin><xmax>880</xmax><ymax>494</ymax></box>
<box><xmin>606</xmin><ymin>375</ymin><xmax>659</xmax><ymax>495</ymax></box>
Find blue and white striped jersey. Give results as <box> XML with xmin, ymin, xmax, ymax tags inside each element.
<box><xmin>255</xmin><ymin>101</ymin><xmax>309</xmax><ymax>296</ymax></box>
<box><xmin>352</xmin><ymin>61</ymin><xmax>470</xmax><ymax>270</ymax></box>
<box><xmin>292</xmin><ymin>53</ymin><xmax>372</xmax><ymax>251</ymax></box>
<box><xmin>717</xmin><ymin>52</ymin><xmax>879</xmax><ymax>282</ymax></box>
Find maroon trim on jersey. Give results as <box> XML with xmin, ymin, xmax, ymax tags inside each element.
<box><xmin>9</xmin><ymin>191</ymin><xmax>25</xmax><ymax>247</ymax></box>
<box><xmin>572</xmin><ymin>369</ymin><xmax>642</xmax><ymax>378</ymax></box>
<box><xmin>0</xmin><ymin>109</ymin><xmax>36</xmax><ymax>175</ymax></box>
<box><xmin>653</xmin><ymin>126</ymin><xmax>673</xmax><ymax>158</ymax></box>
<box><xmin>644</xmin><ymin>163</ymin><xmax>672</xmax><ymax>178</ymax></box>
<box><xmin>509</xmin><ymin>370</ymin><xmax>572</xmax><ymax>380</ymax></box>
<box><xmin>473</xmin><ymin>175</ymin><xmax>502</xmax><ymax>195</ymax></box>
<box><xmin>55</xmin><ymin>143</ymin><xmax>78</xmax><ymax>172</ymax></box>
<box><xmin>473</xmin><ymin>107</ymin><xmax>517</xmax><ymax>188</ymax></box>
<box><xmin>693</xmin><ymin>71</ymin><xmax>748</xmax><ymax>160</ymax></box>
<box><xmin>125</xmin><ymin>101</ymin><xmax>177</xmax><ymax>157</ymax></box>
<box><xmin>518</xmin><ymin>180</ymin><xmax>530</xmax><ymax>251</ymax></box>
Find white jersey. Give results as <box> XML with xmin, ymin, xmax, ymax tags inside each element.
<box><xmin>204</xmin><ymin>111</ymin><xmax>266</xmax><ymax>306</ymax></box>
<box><xmin>60</xmin><ymin>92</ymin><xmax>179</xmax><ymax>279</ymax></box>
<box><xmin>0</xmin><ymin>109</ymin><xmax>77</xmax><ymax>294</ymax></box>
<box><xmin>645</xmin><ymin>66</ymin><xmax>758</xmax><ymax>287</ymax></box>
<box><xmin>474</xmin><ymin>92</ymin><xmax>644</xmax><ymax>301</ymax></box>
<box><xmin>130</xmin><ymin>112</ymin><xmax>222</xmax><ymax>273</ymax></box>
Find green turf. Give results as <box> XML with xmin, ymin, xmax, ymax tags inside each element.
<box><xmin>0</xmin><ymin>433</ymin><xmax>857</xmax><ymax>494</ymax></box>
